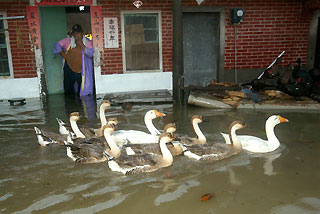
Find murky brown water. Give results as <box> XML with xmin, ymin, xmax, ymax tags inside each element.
<box><xmin>0</xmin><ymin>94</ymin><xmax>320</xmax><ymax>214</ymax></box>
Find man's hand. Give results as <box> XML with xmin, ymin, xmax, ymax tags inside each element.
<box><xmin>60</xmin><ymin>51</ymin><xmax>67</xmax><ymax>60</ymax></box>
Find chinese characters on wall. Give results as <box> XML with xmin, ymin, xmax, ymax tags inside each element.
<box><xmin>26</xmin><ymin>6</ymin><xmax>41</xmax><ymax>49</ymax></box>
<box><xmin>104</xmin><ymin>17</ymin><xmax>119</xmax><ymax>49</ymax></box>
<box><xmin>90</xmin><ymin>6</ymin><xmax>103</xmax><ymax>51</ymax></box>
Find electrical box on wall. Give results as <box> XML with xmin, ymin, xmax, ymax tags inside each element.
<box><xmin>231</xmin><ymin>8</ymin><xmax>244</xmax><ymax>24</ymax></box>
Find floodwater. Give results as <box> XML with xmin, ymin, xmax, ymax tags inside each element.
<box><xmin>0</xmin><ymin>94</ymin><xmax>320</xmax><ymax>214</ymax></box>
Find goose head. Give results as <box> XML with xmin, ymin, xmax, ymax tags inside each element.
<box><xmin>69</xmin><ymin>112</ymin><xmax>80</xmax><ymax>122</ymax></box>
<box><xmin>107</xmin><ymin>117</ymin><xmax>118</xmax><ymax>126</ymax></box>
<box><xmin>229</xmin><ymin>121</ymin><xmax>246</xmax><ymax>132</ymax></box>
<box><xmin>159</xmin><ymin>132</ymin><xmax>175</xmax><ymax>144</ymax></box>
<box><xmin>266</xmin><ymin>115</ymin><xmax>289</xmax><ymax>128</ymax></box>
<box><xmin>191</xmin><ymin>115</ymin><xmax>202</xmax><ymax>124</ymax></box>
<box><xmin>102</xmin><ymin>124</ymin><xmax>115</xmax><ymax>135</ymax></box>
<box><xmin>164</xmin><ymin>123</ymin><xmax>176</xmax><ymax>134</ymax></box>
<box><xmin>100</xmin><ymin>100</ymin><xmax>111</xmax><ymax>110</ymax></box>
<box><xmin>145</xmin><ymin>110</ymin><xmax>166</xmax><ymax>120</ymax></box>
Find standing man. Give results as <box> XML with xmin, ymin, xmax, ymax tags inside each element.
<box><xmin>54</xmin><ymin>24</ymin><xmax>94</xmax><ymax>96</ymax></box>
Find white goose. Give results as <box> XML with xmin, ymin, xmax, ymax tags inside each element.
<box><xmin>111</xmin><ymin>110</ymin><xmax>166</xmax><ymax>145</ymax></box>
<box><xmin>182</xmin><ymin>121</ymin><xmax>246</xmax><ymax>161</ymax></box>
<box><xmin>175</xmin><ymin>115</ymin><xmax>206</xmax><ymax>145</ymax></box>
<box><xmin>105</xmin><ymin>132</ymin><xmax>175</xmax><ymax>175</ymax></box>
<box><xmin>124</xmin><ymin>123</ymin><xmax>183</xmax><ymax>156</ymax></box>
<box><xmin>221</xmin><ymin>115</ymin><xmax>288</xmax><ymax>153</ymax></box>
<box><xmin>65</xmin><ymin>124</ymin><xmax>120</xmax><ymax>163</ymax></box>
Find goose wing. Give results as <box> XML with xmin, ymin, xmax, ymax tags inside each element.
<box><xmin>108</xmin><ymin>153</ymin><xmax>161</xmax><ymax>174</ymax></box>
<box><xmin>34</xmin><ymin>127</ymin><xmax>69</xmax><ymax>146</ymax></box>
<box><xmin>112</xmin><ymin>130</ymin><xmax>159</xmax><ymax>144</ymax></box>
<box><xmin>184</xmin><ymin>143</ymin><xmax>237</xmax><ymax>161</ymax></box>
<box><xmin>176</xmin><ymin>135</ymin><xmax>196</xmax><ymax>146</ymax></box>
<box><xmin>123</xmin><ymin>143</ymin><xmax>161</xmax><ymax>155</ymax></box>
<box><xmin>66</xmin><ymin>143</ymin><xmax>106</xmax><ymax>163</ymax></box>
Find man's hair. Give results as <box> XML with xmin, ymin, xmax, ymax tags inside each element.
<box><xmin>72</xmin><ymin>24</ymin><xmax>83</xmax><ymax>33</ymax></box>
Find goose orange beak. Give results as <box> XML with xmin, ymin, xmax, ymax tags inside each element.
<box><xmin>278</xmin><ymin>115</ymin><xmax>289</xmax><ymax>123</ymax></box>
<box><xmin>155</xmin><ymin>110</ymin><xmax>166</xmax><ymax>117</ymax></box>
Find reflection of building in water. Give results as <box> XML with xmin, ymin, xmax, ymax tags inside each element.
<box><xmin>64</xmin><ymin>95</ymin><xmax>97</xmax><ymax>121</ymax></box>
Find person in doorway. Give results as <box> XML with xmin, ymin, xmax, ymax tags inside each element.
<box><xmin>54</xmin><ymin>24</ymin><xmax>94</xmax><ymax>96</ymax></box>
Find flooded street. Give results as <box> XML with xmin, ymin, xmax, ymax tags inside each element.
<box><xmin>0</xmin><ymin>94</ymin><xmax>320</xmax><ymax>214</ymax></box>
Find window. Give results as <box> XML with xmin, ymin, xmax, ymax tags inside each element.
<box><xmin>122</xmin><ymin>11</ymin><xmax>162</xmax><ymax>72</ymax></box>
<box><xmin>0</xmin><ymin>12</ymin><xmax>13</xmax><ymax>77</ymax></box>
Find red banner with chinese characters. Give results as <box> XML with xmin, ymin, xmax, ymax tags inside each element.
<box><xmin>91</xmin><ymin>6</ymin><xmax>103</xmax><ymax>51</ymax></box>
<box><xmin>26</xmin><ymin>6</ymin><xmax>41</xmax><ymax>49</ymax></box>
<box><xmin>35</xmin><ymin>0</ymin><xmax>92</xmax><ymax>6</ymax></box>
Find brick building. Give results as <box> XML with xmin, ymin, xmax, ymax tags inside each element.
<box><xmin>0</xmin><ymin>0</ymin><xmax>319</xmax><ymax>99</ymax></box>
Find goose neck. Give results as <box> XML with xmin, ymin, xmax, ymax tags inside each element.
<box><xmin>229</xmin><ymin>126</ymin><xmax>241</xmax><ymax>151</ymax></box>
<box><xmin>265</xmin><ymin>123</ymin><xmax>280</xmax><ymax>149</ymax></box>
<box><xmin>100</xmin><ymin>107</ymin><xmax>107</xmax><ymax>126</ymax></box>
<box><xmin>105</xmin><ymin>133</ymin><xmax>120</xmax><ymax>158</ymax></box>
<box><xmin>159</xmin><ymin>140</ymin><xmax>173</xmax><ymax>167</ymax></box>
<box><xmin>70</xmin><ymin>119</ymin><xmax>85</xmax><ymax>138</ymax></box>
<box><xmin>193</xmin><ymin>121</ymin><xmax>206</xmax><ymax>144</ymax></box>
<box><xmin>145</xmin><ymin>117</ymin><xmax>159</xmax><ymax>135</ymax></box>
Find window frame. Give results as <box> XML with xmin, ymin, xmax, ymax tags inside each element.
<box><xmin>120</xmin><ymin>10</ymin><xmax>163</xmax><ymax>73</ymax></box>
<box><xmin>0</xmin><ymin>11</ymin><xmax>14</xmax><ymax>79</ymax></box>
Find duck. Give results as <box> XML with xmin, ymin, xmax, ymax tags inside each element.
<box><xmin>56</xmin><ymin>100</ymin><xmax>111</xmax><ymax>137</ymax></box>
<box><xmin>175</xmin><ymin>115</ymin><xmax>206</xmax><ymax>146</ymax></box>
<box><xmin>34</xmin><ymin>127</ymin><xmax>73</xmax><ymax>147</ymax></box>
<box><xmin>124</xmin><ymin>123</ymin><xmax>183</xmax><ymax>156</ymax></box>
<box><xmin>182</xmin><ymin>121</ymin><xmax>246</xmax><ymax>161</ymax></box>
<box><xmin>105</xmin><ymin>132</ymin><xmax>175</xmax><ymax>175</ymax></box>
<box><xmin>65</xmin><ymin>124</ymin><xmax>121</xmax><ymax>163</ymax></box>
<box><xmin>221</xmin><ymin>115</ymin><xmax>289</xmax><ymax>153</ymax></box>
<box><xmin>111</xmin><ymin>110</ymin><xmax>166</xmax><ymax>145</ymax></box>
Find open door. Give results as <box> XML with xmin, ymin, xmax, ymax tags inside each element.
<box><xmin>40</xmin><ymin>7</ymin><xmax>67</xmax><ymax>94</ymax></box>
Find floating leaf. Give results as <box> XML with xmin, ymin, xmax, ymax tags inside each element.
<box><xmin>200</xmin><ymin>193</ymin><xmax>213</xmax><ymax>202</ymax></box>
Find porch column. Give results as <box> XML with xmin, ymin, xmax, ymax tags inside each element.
<box><xmin>172</xmin><ymin>0</ymin><xmax>184</xmax><ymax>106</ymax></box>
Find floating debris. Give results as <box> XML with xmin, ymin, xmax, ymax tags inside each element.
<box><xmin>200</xmin><ymin>193</ymin><xmax>214</xmax><ymax>202</ymax></box>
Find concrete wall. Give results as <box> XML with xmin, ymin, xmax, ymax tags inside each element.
<box><xmin>94</xmin><ymin>66</ymin><xmax>172</xmax><ymax>95</ymax></box>
<box><xmin>0</xmin><ymin>78</ymin><xmax>39</xmax><ymax>99</ymax></box>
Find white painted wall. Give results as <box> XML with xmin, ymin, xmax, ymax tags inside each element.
<box><xmin>0</xmin><ymin>78</ymin><xmax>40</xmax><ymax>100</ymax></box>
<box><xmin>0</xmin><ymin>70</ymin><xmax>172</xmax><ymax>100</ymax></box>
<box><xmin>94</xmin><ymin>67</ymin><xmax>172</xmax><ymax>95</ymax></box>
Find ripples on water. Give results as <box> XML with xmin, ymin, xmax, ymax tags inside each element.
<box><xmin>0</xmin><ymin>94</ymin><xmax>319</xmax><ymax>214</ymax></box>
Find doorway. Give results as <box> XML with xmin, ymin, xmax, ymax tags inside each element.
<box><xmin>182</xmin><ymin>12</ymin><xmax>220</xmax><ymax>87</ymax></box>
<box><xmin>40</xmin><ymin>6</ymin><xmax>92</xmax><ymax>95</ymax></box>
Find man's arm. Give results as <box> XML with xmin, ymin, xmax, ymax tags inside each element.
<box><xmin>60</xmin><ymin>51</ymin><xmax>67</xmax><ymax>60</ymax></box>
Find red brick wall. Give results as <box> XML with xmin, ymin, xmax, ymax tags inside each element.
<box><xmin>99</xmin><ymin>0</ymin><xmax>173</xmax><ymax>75</ymax></box>
<box><xmin>1</xmin><ymin>0</ymin><xmax>317</xmax><ymax>80</ymax></box>
<box><xmin>2</xmin><ymin>0</ymin><xmax>37</xmax><ymax>78</ymax></box>
<box><xmin>182</xmin><ymin>0</ymin><xmax>314</xmax><ymax>70</ymax></box>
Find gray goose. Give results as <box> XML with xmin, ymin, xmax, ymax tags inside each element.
<box><xmin>34</xmin><ymin>127</ymin><xmax>73</xmax><ymax>147</ymax></box>
<box><xmin>65</xmin><ymin>124</ymin><xmax>120</xmax><ymax>163</ymax></box>
<box><xmin>175</xmin><ymin>115</ymin><xmax>206</xmax><ymax>146</ymax></box>
<box><xmin>182</xmin><ymin>121</ymin><xmax>246</xmax><ymax>161</ymax></box>
<box><xmin>105</xmin><ymin>132</ymin><xmax>175</xmax><ymax>175</ymax></box>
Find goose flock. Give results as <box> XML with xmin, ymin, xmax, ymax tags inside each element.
<box><xmin>34</xmin><ymin>100</ymin><xmax>289</xmax><ymax>175</ymax></box>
